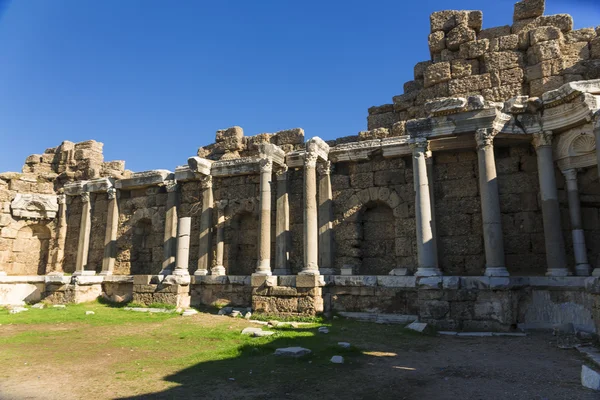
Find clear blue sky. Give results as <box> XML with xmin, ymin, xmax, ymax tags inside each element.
<box><xmin>0</xmin><ymin>0</ymin><xmax>598</xmax><ymax>173</ymax></box>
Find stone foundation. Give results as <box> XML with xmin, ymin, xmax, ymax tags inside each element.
<box><xmin>131</xmin><ymin>275</ymin><xmax>191</xmax><ymax>308</ymax></box>
<box><xmin>190</xmin><ymin>276</ymin><xmax>252</xmax><ymax>308</ymax></box>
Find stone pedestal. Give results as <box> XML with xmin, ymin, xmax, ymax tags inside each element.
<box><xmin>160</xmin><ymin>181</ymin><xmax>179</xmax><ymax>275</ymax></box>
<box><xmin>533</xmin><ymin>133</ymin><xmax>569</xmax><ymax>277</ymax></box>
<box><xmin>563</xmin><ymin>169</ymin><xmax>591</xmax><ymax>276</ymax></box>
<box><xmin>132</xmin><ymin>275</ymin><xmax>190</xmax><ymax>308</ymax></box>
<box><xmin>411</xmin><ymin>139</ymin><xmax>441</xmax><ymax>277</ymax></box>
<box><xmin>318</xmin><ymin>161</ymin><xmax>335</xmax><ymax>275</ymax></box>
<box><xmin>274</xmin><ymin>167</ymin><xmax>291</xmax><ymax>275</ymax></box>
<box><xmin>255</xmin><ymin>159</ymin><xmax>273</xmax><ymax>276</ymax></box>
<box><xmin>100</xmin><ymin>188</ymin><xmax>118</xmax><ymax>276</ymax></box>
<box><xmin>302</xmin><ymin>153</ymin><xmax>320</xmax><ymax>275</ymax></box>
<box><xmin>74</xmin><ymin>192</ymin><xmax>92</xmax><ymax>276</ymax></box>
<box><xmin>212</xmin><ymin>201</ymin><xmax>227</xmax><ymax>276</ymax></box>
<box><xmin>195</xmin><ymin>176</ymin><xmax>213</xmax><ymax>276</ymax></box>
<box><xmin>251</xmin><ymin>275</ymin><xmax>324</xmax><ymax>316</ymax></box>
<box><xmin>476</xmin><ymin>129</ymin><xmax>509</xmax><ymax>277</ymax></box>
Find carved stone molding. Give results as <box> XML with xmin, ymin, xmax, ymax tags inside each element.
<box><xmin>199</xmin><ymin>175</ymin><xmax>213</xmax><ymax>190</ymax></box>
<box><xmin>317</xmin><ymin>161</ymin><xmax>331</xmax><ymax>176</ymax></box>
<box><xmin>11</xmin><ymin>194</ymin><xmax>59</xmax><ymax>219</ymax></box>
<box><xmin>107</xmin><ymin>187</ymin><xmax>118</xmax><ymax>200</ymax></box>
<box><xmin>304</xmin><ymin>152</ymin><xmax>319</xmax><ymax>169</ymax></box>
<box><xmin>80</xmin><ymin>192</ymin><xmax>90</xmax><ymax>203</ymax></box>
<box><xmin>532</xmin><ymin>132</ymin><xmax>553</xmax><ymax>148</ymax></box>
<box><xmin>408</xmin><ymin>137</ymin><xmax>428</xmax><ymax>152</ymax></box>
<box><xmin>165</xmin><ymin>180</ymin><xmax>178</xmax><ymax>193</ymax></box>
<box><xmin>259</xmin><ymin>158</ymin><xmax>273</xmax><ymax>173</ymax></box>
<box><xmin>475</xmin><ymin>128</ymin><xmax>497</xmax><ymax>150</ymax></box>
<box><xmin>275</xmin><ymin>165</ymin><xmax>288</xmax><ymax>181</ymax></box>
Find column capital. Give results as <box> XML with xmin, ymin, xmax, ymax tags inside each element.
<box><xmin>305</xmin><ymin>152</ymin><xmax>319</xmax><ymax>169</ymax></box>
<box><xmin>199</xmin><ymin>175</ymin><xmax>213</xmax><ymax>189</ymax></box>
<box><xmin>275</xmin><ymin>165</ymin><xmax>288</xmax><ymax>180</ymax></box>
<box><xmin>215</xmin><ymin>200</ymin><xmax>228</xmax><ymax>211</ymax></box>
<box><xmin>562</xmin><ymin>168</ymin><xmax>578</xmax><ymax>181</ymax></box>
<box><xmin>58</xmin><ymin>194</ymin><xmax>67</xmax><ymax>205</ymax></box>
<box><xmin>532</xmin><ymin>131</ymin><xmax>553</xmax><ymax>149</ymax></box>
<box><xmin>475</xmin><ymin>128</ymin><xmax>498</xmax><ymax>150</ymax></box>
<box><xmin>317</xmin><ymin>161</ymin><xmax>332</xmax><ymax>176</ymax></box>
<box><xmin>409</xmin><ymin>137</ymin><xmax>428</xmax><ymax>152</ymax></box>
<box><xmin>107</xmin><ymin>187</ymin><xmax>118</xmax><ymax>200</ymax></box>
<box><xmin>259</xmin><ymin>158</ymin><xmax>273</xmax><ymax>173</ymax></box>
<box><xmin>80</xmin><ymin>192</ymin><xmax>90</xmax><ymax>203</ymax></box>
<box><xmin>165</xmin><ymin>180</ymin><xmax>178</xmax><ymax>193</ymax></box>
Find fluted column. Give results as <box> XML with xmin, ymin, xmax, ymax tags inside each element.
<box><xmin>562</xmin><ymin>169</ymin><xmax>591</xmax><ymax>276</ymax></box>
<box><xmin>533</xmin><ymin>132</ymin><xmax>569</xmax><ymax>276</ymax></box>
<box><xmin>160</xmin><ymin>180</ymin><xmax>179</xmax><ymax>275</ymax></box>
<box><xmin>274</xmin><ymin>166</ymin><xmax>291</xmax><ymax>275</ymax></box>
<box><xmin>195</xmin><ymin>175</ymin><xmax>213</xmax><ymax>276</ymax></box>
<box><xmin>255</xmin><ymin>159</ymin><xmax>273</xmax><ymax>276</ymax></box>
<box><xmin>318</xmin><ymin>161</ymin><xmax>334</xmax><ymax>275</ymax></box>
<box><xmin>100</xmin><ymin>188</ymin><xmax>119</xmax><ymax>276</ymax></box>
<box><xmin>212</xmin><ymin>200</ymin><xmax>227</xmax><ymax>276</ymax></box>
<box><xmin>425</xmin><ymin>151</ymin><xmax>439</xmax><ymax>268</ymax></box>
<box><xmin>475</xmin><ymin>129</ymin><xmax>509</xmax><ymax>277</ymax></box>
<box><xmin>301</xmin><ymin>152</ymin><xmax>320</xmax><ymax>275</ymax></box>
<box><xmin>174</xmin><ymin>217</ymin><xmax>191</xmax><ymax>276</ymax></box>
<box><xmin>74</xmin><ymin>192</ymin><xmax>92</xmax><ymax>275</ymax></box>
<box><xmin>49</xmin><ymin>194</ymin><xmax>68</xmax><ymax>273</ymax></box>
<box><xmin>411</xmin><ymin>138</ymin><xmax>440</xmax><ymax>277</ymax></box>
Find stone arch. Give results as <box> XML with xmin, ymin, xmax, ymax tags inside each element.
<box><xmin>11</xmin><ymin>224</ymin><xmax>51</xmax><ymax>275</ymax></box>
<box><xmin>357</xmin><ymin>201</ymin><xmax>396</xmax><ymax>275</ymax></box>
<box><xmin>225</xmin><ymin>210</ymin><xmax>258</xmax><ymax>275</ymax></box>
<box><xmin>130</xmin><ymin>218</ymin><xmax>154</xmax><ymax>274</ymax></box>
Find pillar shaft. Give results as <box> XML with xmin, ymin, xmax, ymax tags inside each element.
<box><xmin>425</xmin><ymin>152</ymin><xmax>439</xmax><ymax>268</ymax></box>
<box><xmin>274</xmin><ymin>167</ymin><xmax>291</xmax><ymax>275</ymax></box>
<box><xmin>100</xmin><ymin>188</ymin><xmax>119</xmax><ymax>275</ymax></box>
<box><xmin>533</xmin><ymin>132</ymin><xmax>569</xmax><ymax>276</ymax></box>
<box><xmin>212</xmin><ymin>201</ymin><xmax>226</xmax><ymax>276</ymax></box>
<box><xmin>50</xmin><ymin>194</ymin><xmax>68</xmax><ymax>273</ymax></box>
<box><xmin>563</xmin><ymin>169</ymin><xmax>591</xmax><ymax>276</ymax></box>
<box><xmin>595</xmin><ymin>118</ymin><xmax>600</xmax><ymax>180</ymax></box>
<box><xmin>411</xmin><ymin>139</ymin><xmax>440</xmax><ymax>277</ymax></box>
<box><xmin>195</xmin><ymin>176</ymin><xmax>213</xmax><ymax>276</ymax></box>
<box><xmin>318</xmin><ymin>161</ymin><xmax>334</xmax><ymax>275</ymax></box>
<box><xmin>255</xmin><ymin>159</ymin><xmax>273</xmax><ymax>276</ymax></box>
<box><xmin>174</xmin><ymin>217</ymin><xmax>191</xmax><ymax>276</ymax></box>
<box><xmin>302</xmin><ymin>152</ymin><xmax>319</xmax><ymax>275</ymax></box>
<box><xmin>476</xmin><ymin>129</ymin><xmax>509</xmax><ymax>277</ymax></box>
<box><xmin>161</xmin><ymin>181</ymin><xmax>178</xmax><ymax>274</ymax></box>
<box><xmin>75</xmin><ymin>192</ymin><xmax>92</xmax><ymax>274</ymax></box>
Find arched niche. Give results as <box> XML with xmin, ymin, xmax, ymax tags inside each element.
<box><xmin>11</xmin><ymin>224</ymin><xmax>51</xmax><ymax>275</ymax></box>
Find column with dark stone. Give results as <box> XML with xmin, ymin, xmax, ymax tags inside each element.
<box><xmin>475</xmin><ymin>128</ymin><xmax>509</xmax><ymax>277</ymax></box>
<box><xmin>594</xmin><ymin>113</ymin><xmax>600</xmax><ymax>181</ymax></box>
<box><xmin>255</xmin><ymin>158</ymin><xmax>273</xmax><ymax>276</ymax></box>
<box><xmin>425</xmin><ymin>151</ymin><xmax>439</xmax><ymax>268</ymax></box>
<box><xmin>74</xmin><ymin>192</ymin><xmax>92</xmax><ymax>275</ymax></box>
<box><xmin>411</xmin><ymin>138</ymin><xmax>441</xmax><ymax>277</ymax></box>
<box><xmin>533</xmin><ymin>132</ymin><xmax>569</xmax><ymax>276</ymax></box>
<box><xmin>195</xmin><ymin>175</ymin><xmax>213</xmax><ymax>276</ymax></box>
<box><xmin>161</xmin><ymin>180</ymin><xmax>179</xmax><ymax>275</ymax></box>
<box><xmin>212</xmin><ymin>200</ymin><xmax>227</xmax><ymax>276</ymax></box>
<box><xmin>562</xmin><ymin>169</ymin><xmax>591</xmax><ymax>276</ymax></box>
<box><xmin>274</xmin><ymin>166</ymin><xmax>291</xmax><ymax>275</ymax></box>
<box><xmin>100</xmin><ymin>188</ymin><xmax>119</xmax><ymax>276</ymax></box>
<box><xmin>318</xmin><ymin>161</ymin><xmax>334</xmax><ymax>275</ymax></box>
<box><xmin>49</xmin><ymin>194</ymin><xmax>68</xmax><ymax>273</ymax></box>
<box><xmin>302</xmin><ymin>152</ymin><xmax>320</xmax><ymax>275</ymax></box>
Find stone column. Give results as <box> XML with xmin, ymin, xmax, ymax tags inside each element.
<box><xmin>318</xmin><ymin>161</ymin><xmax>334</xmax><ymax>275</ymax></box>
<box><xmin>212</xmin><ymin>200</ymin><xmax>227</xmax><ymax>276</ymax></box>
<box><xmin>274</xmin><ymin>166</ymin><xmax>291</xmax><ymax>275</ymax></box>
<box><xmin>301</xmin><ymin>152</ymin><xmax>320</xmax><ymax>275</ymax></box>
<box><xmin>160</xmin><ymin>180</ymin><xmax>178</xmax><ymax>275</ymax></box>
<box><xmin>255</xmin><ymin>159</ymin><xmax>273</xmax><ymax>276</ymax></box>
<box><xmin>100</xmin><ymin>188</ymin><xmax>119</xmax><ymax>276</ymax></box>
<box><xmin>195</xmin><ymin>175</ymin><xmax>213</xmax><ymax>276</ymax></box>
<box><xmin>562</xmin><ymin>169</ymin><xmax>591</xmax><ymax>276</ymax></box>
<box><xmin>174</xmin><ymin>217</ymin><xmax>191</xmax><ymax>276</ymax></box>
<box><xmin>49</xmin><ymin>194</ymin><xmax>68</xmax><ymax>273</ymax></box>
<box><xmin>533</xmin><ymin>132</ymin><xmax>569</xmax><ymax>276</ymax></box>
<box><xmin>74</xmin><ymin>192</ymin><xmax>92</xmax><ymax>275</ymax></box>
<box><xmin>411</xmin><ymin>139</ymin><xmax>441</xmax><ymax>277</ymax></box>
<box><xmin>425</xmin><ymin>151</ymin><xmax>439</xmax><ymax>268</ymax></box>
<box><xmin>594</xmin><ymin>115</ymin><xmax>600</xmax><ymax>180</ymax></box>
<box><xmin>475</xmin><ymin>129</ymin><xmax>509</xmax><ymax>277</ymax></box>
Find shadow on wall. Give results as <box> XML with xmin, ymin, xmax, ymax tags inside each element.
<box><xmin>225</xmin><ymin>211</ymin><xmax>258</xmax><ymax>275</ymax></box>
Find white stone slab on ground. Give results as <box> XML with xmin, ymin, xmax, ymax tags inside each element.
<box><xmin>457</xmin><ymin>332</ymin><xmax>494</xmax><ymax>337</ymax></box>
<box><xmin>274</xmin><ymin>347</ymin><xmax>312</xmax><ymax>357</ymax></box>
<box><xmin>31</xmin><ymin>303</ymin><xmax>44</xmax><ymax>309</ymax></box>
<box><xmin>85</xmin><ymin>311</ymin><xmax>95</xmax><ymax>315</ymax></box>
<box><xmin>241</xmin><ymin>327</ymin><xmax>264</xmax><ymax>336</ymax></box>
<box><xmin>253</xmin><ymin>330</ymin><xmax>275</xmax><ymax>337</ymax></box>
<box><xmin>182</xmin><ymin>309</ymin><xmax>198</xmax><ymax>317</ymax></box>
<box><xmin>582</xmin><ymin>365</ymin><xmax>600</xmax><ymax>390</ymax></box>
<box><xmin>338</xmin><ymin>342</ymin><xmax>351</xmax><ymax>348</ymax></box>
<box><xmin>406</xmin><ymin>322</ymin><xmax>428</xmax><ymax>333</ymax></box>
<box><xmin>318</xmin><ymin>327</ymin><xmax>329</xmax><ymax>334</ymax></box>
<box><xmin>330</xmin><ymin>356</ymin><xmax>344</xmax><ymax>364</ymax></box>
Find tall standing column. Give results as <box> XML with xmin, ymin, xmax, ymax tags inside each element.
<box><xmin>195</xmin><ymin>176</ymin><xmax>213</xmax><ymax>276</ymax></box>
<box><xmin>161</xmin><ymin>180</ymin><xmax>179</xmax><ymax>275</ymax></box>
<box><xmin>318</xmin><ymin>161</ymin><xmax>334</xmax><ymax>275</ymax></box>
<box><xmin>301</xmin><ymin>152</ymin><xmax>320</xmax><ymax>275</ymax></box>
<box><xmin>562</xmin><ymin>169</ymin><xmax>591</xmax><ymax>276</ymax></box>
<box><xmin>475</xmin><ymin>129</ymin><xmax>509</xmax><ymax>277</ymax></box>
<box><xmin>533</xmin><ymin>132</ymin><xmax>569</xmax><ymax>276</ymax></box>
<box><xmin>256</xmin><ymin>159</ymin><xmax>273</xmax><ymax>276</ymax></box>
<box><xmin>74</xmin><ymin>192</ymin><xmax>92</xmax><ymax>275</ymax></box>
<box><xmin>411</xmin><ymin>139</ymin><xmax>441</xmax><ymax>277</ymax></box>
<box><xmin>49</xmin><ymin>194</ymin><xmax>68</xmax><ymax>273</ymax></box>
<box><xmin>594</xmin><ymin>114</ymin><xmax>600</xmax><ymax>180</ymax></box>
<box><xmin>174</xmin><ymin>217</ymin><xmax>191</xmax><ymax>276</ymax></box>
<box><xmin>274</xmin><ymin>166</ymin><xmax>291</xmax><ymax>275</ymax></box>
<box><xmin>425</xmin><ymin>151</ymin><xmax>439</xmax><ymax>268</ymax></box>
<box><xmin>100</xmin><ymin>188</ymin><xmax>119</xmax><ymax>276</ymax></box>
<box><xmin>212</xmin><ymin>200</ymin><xmax>227</xmax><ymax>276</ymax></box>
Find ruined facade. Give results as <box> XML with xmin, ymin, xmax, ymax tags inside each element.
<box><xmin>2</xmin><ymin>0</ymin><xmax>600</xmax><ymax>332</ymax></box>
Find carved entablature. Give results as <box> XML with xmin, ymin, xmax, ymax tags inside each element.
<box><xmin>555</xmin><ymin>124</ymin><xmax>597</xmax><ymax>171</ymax></box>
<box><xmin>115</xmin><ymin>170</ymin><xmax>173</xmax><ymax>190</ymax></box>
<box><xmin>328</xmin><ymin>136</ymin><xmax>412</xmax><ymax>163</ymax></box>
<box><xmin>11</xmin><ymin>194</ymin><xmax>59</xmax><ymax>220</ymax></box>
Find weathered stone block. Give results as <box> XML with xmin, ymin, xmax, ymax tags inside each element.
<box><xmin>275</xmin><ymin>128</ymin><xmax>304</xmax><ymax>145</ymax></box>
<box><xmin>448</xmin><ymin>74</ymin><xmax>492</xmax><ymax>95</ymax></box>
<box><xmin>538</xmin><ymin>14</ymin><xmax>573</xmax><ymax>33</ymax></box>
<box><xmin>428</xmin><ymin>31</ymin><xmax>446</xmax><ymax>53</ymax></box>
<box><xmin>459</xmin><ymin>39</ymin><xmax>489</xmax><ymax>59</ymax></box>
<box><xmin>392</xmin><ymin>92</ymin><xmax>417</xmax><ymax>112</ymax></box>
<box><xmin>529</xmin><ymin>75</ymin><xmax>564</xmax><ymax>97</ymax></box>
<box><xmin>529</xmin><ymin>26</ymin><xmax>563</xmax><ymax>46</ymax></box>
<box><xmin>424</xmin><ymin>62</ymin><xmax>452</xmax><ymax>88</ymax></box>
<box><xmin>403</xmin><ymin>80</ymin><xmax>423</xmax><ymax>93</ymax></box>
<box><xmin>483</xmin><ymin>51</ymin><xmax>524</xmax><ymax>71</ymax></box>
<box><xmin>561</xmin><ymin>42</ymin><xmax>590</xmax><ymax>60</ymax></box>
<box><xmin>481</xmin><ymin>84</ymin><xmax>523</xmax><ymax>101</ymax></box>
<box><xmin>478</xmin><ymin>26</ymin><xmax>512</xmax><ymax>41</ymax></box>
<box><xmin>592</xmin><ymin>38</ymin><xmax>600</xmax><ymax>59</ymax></box>
<box><xmin>446</xmin><ymin>26</ymin><xmax>476</xmax><ymax>51</ymax></box>
<box><xmin>513</xmin><ymin>0</ymin><xmax>544</xmax><ymax>22</ymax></box>
<box><xmin>414</xmin><ymin>61</ymin><xmax>433</xmax><ymax>80</ymax></box>
<box><xmin>451</xmin><ymin>59</ymin><xmax>478</xmax><ymax>78</ymax></box>
<box><xmin>527</xmin><ymin>40</ymin><xmax>562</xmax><ymax>64</ymax></box>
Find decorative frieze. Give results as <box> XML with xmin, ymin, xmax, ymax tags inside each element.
<box><xmin>10</xmin><ymin>194</ymin><xmax>59</xmax><ymax>219</ymax></box>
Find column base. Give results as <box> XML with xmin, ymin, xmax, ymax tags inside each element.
<box><xmin>72</xmin><ymin>270</ymin><xmax>96</xmax><ymax>276</ymax></box>
<box><xmin>546</xmin><ymin>268</ymin><xmax>570</xmax><ymax>277</ymax></box>
<box><xmin>158</xmin><ymin>269</ymin><xmax>173</xmax><ymax>276</ymax></box>
<box><xmin>171</xmin><ymin>269</ymin><xmax>190</xmax><ymax>277</ymax></box>
<box><xmin>253</xmin><ymin>269</ymin><xmax>272</xmax><ymax>276</ymax></box>
<box><xmin>272</xmin><ymin>268</ymin><xmax>291</xmax><ymax>276</ymax></box>
<box><xmin>592</xmin><ymin>268</ymin><xmax>600</xmax><ymax>277</ymax></box>
<box><xmin>575</xmin><ymin>264</ymin><xmax>592</xmax><ymax>276</ymax></box>
<box><xmin>194</xmin><ymin>269</ymin><xmax>209</xmax><ymax>276</ymax></box>
<box><xmin>211</xmin><ymin>266</ymin><xmax>226</xmax><ymax>276</ymax></box>
<box><xmin>484</xmin><ymin>267</ymin><xmax>510</xmax><ymax>277</ymax></box>
<box><xmin>414</xmin><ymin>268</ymin><xmax>442</xmax><ymax>277</ymax></box>
<box><xmin>98</xmin><ymin>271</ymin><xmax>113</xmax><ymax>276</ymax></box>
<box><xmin>389</xmin><ymin>268</ymin><xmax>409</xmax><ymax>276</ymax></box>
<box><xmin>298</xmin><ymin>269</ymin><xmax>320</xmax><ymax>276</ymax></box>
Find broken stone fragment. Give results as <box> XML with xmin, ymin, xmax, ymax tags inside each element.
<box><xmin>582</xmin><ymin>365</ymin><xmax>600</xmax><ymax>390</ymax></box>
<box><xmin>274</xmin><ymin>347</ymin><xmax>312</xmax><ymax>357</ymax></box>
<box><xmin>513</xmin><ymin>0</ymin><xmax>544</xmax><ymax>22</ymax></box>
<box><xmin>330</xmin><ymin>356</ymin><xmax>344</xmax><ymax>364</ymax></box>
<box><xmin>424</xmin><ymin>97</ymin><xmax>467</xmax><ymax>116</ymax></box>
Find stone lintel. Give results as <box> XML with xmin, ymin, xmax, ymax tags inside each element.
<box><xmin>306</xmin><ymin>137</ymin><xmax>330</xmax><ymax>162</ymax></box>
<box><xmin>541</xmin><ymin>93</ymin><xmax>599</xmax><ymax>134</ymax></box>
<box><xmin>258</xmin><ymin>143</ymin><xmax>286</xmax><ymax>166</ymax></box>
<box><xmin>64</xmin><ymin>178</ymin><xmax>114</xmax><ymax>196</ymax></box>
<box><xmin>174</xmin><ymin>165</ymin><xmax>196</xmax><ymax>182</ymax></box>
<box><xmin>285</xmin><ymin>150</ymin><xmax>305</xmax><ymax>168</ymax></box>
<box><xmin>191</xmin><ymin>275</ymin><xmax>229</xmax><ymax>285</ymax></box>
<box><xmin>115</xmin><ymin>170</ymin><xmax>173</xmax><ymax>190</ymax></box>
<box><xmin>542</xmin><ymin>79</ymin><xmax>600</xmax><ymax>108</ymax></box>
<box><xmin>102</xmin><ymin>275</ymin><xmax>134</xmax><ymax>283</ymax></box>
<box><xmin>0</xmin><ymin>276</ymin><xmax>46</xmax><ymax>284</ymax></box>
<box><xmin>211</xmin><ymin>157</ymin><xmax>260</xmax><ymax>177</ymax></box>
<box><xmin>424</xmin><ymin>97</ymin><xmax>468</xmax><ymax>117</ymax></box>
<box><xmin>187</xmin><ymin>157</ymin><xmax>213</xmax><ymax>176</ymax></box>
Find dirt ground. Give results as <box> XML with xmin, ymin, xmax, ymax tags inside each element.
<box><xmin>0</xmin><ymin>312</ymin><xmax>596</xmax><ymax>400</ymax></box>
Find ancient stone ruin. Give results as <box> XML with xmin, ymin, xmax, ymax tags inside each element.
<box><xmin>2</xmin><ymin>0</ymin><xmax>600</xmax><ymax>332</ymax></box>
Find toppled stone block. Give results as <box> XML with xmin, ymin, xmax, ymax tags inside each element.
<box><xmin>318</xmin><ymin>326</ymin><xmax>330</xmax><ymax>334</ymax></box>
<box><xmin>424</xmin><ymin>97</ymin><xmax>467</xmax><ymax>116</ymax></box>
<box><xmin>330</xmin><ymin>356</ymin><xmax>344</xmax><ymax>364</ymax></box>
<box><xmin>513</xmin><ymin>0</ymin><xmax>544</xmax><ymax>22</ymax></box>
<box><xmin>338</xmin><ymin>342</ymin><xmax>351</xmax><ymax>349</ymax></box>
<box><xmin>582</xmin><ymin>365</ymin><xmax>600</xmax><ymax>390</ymax></box>
<box><xmin>274</xmin><ymin>347</ymin><xmax>312</xmax><ymax>357</ymax></box>
<box><xmin>215</xmin><ymin>126</ymin><xmax>244</xmax><ymax>152</ymax></box>
<box><xmin>358</xmin><ymin>128</ymin><xmax>389</xmax><ymax>141</ymax></box>
<box><xmin>446</xmin><ymin>26</ymin><xmax>476</xmax><ymax>51</ymax></box>
<box><xmin>406</xmin><ymin>321</ymin><xmax>429</xmax><ymax>333</ymax></box>
<box><xmin>424</xmin><ymin>62</ymin><xmax>452</xmax><ymax>88</ymax></box>
<box><xmin>274</xmin><ymin>128</ymin><xmax>304</xmax><ymax>145</ymax></box>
